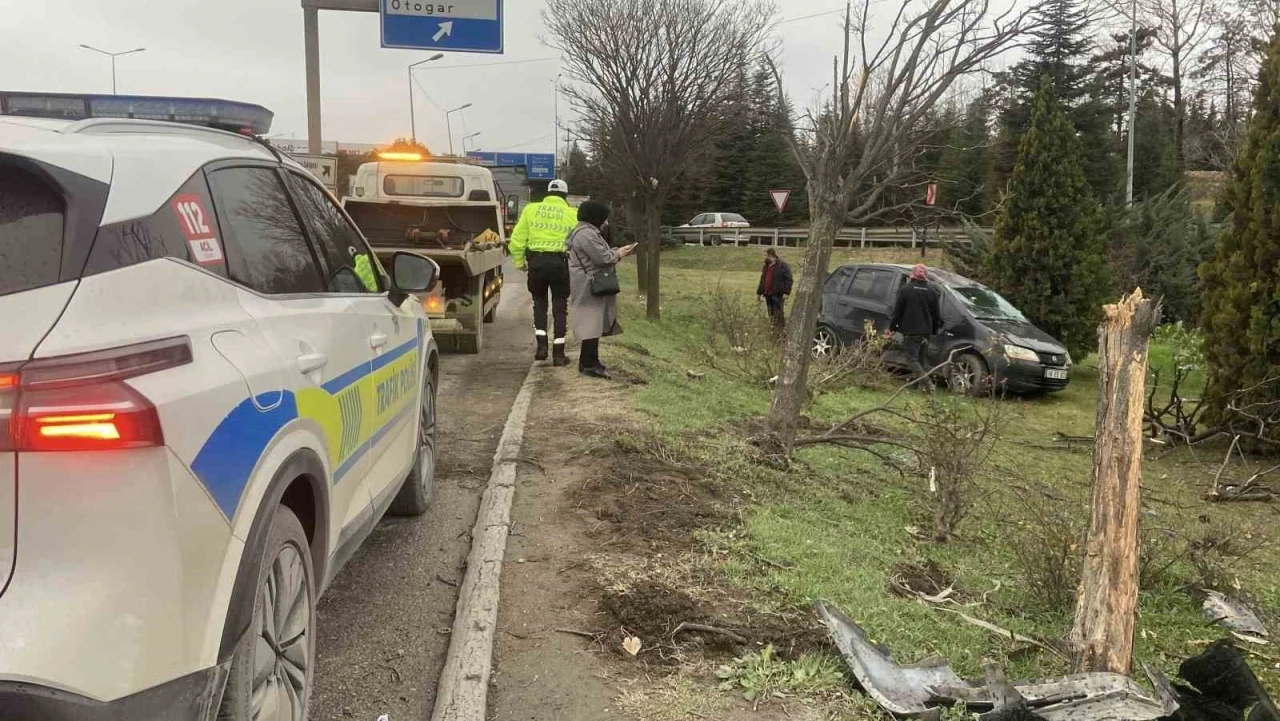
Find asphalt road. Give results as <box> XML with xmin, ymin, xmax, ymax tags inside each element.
<box><xmin>310</xmin><ymin>264</ymin><xmax>532</xmax><ymax>721</ymax></box>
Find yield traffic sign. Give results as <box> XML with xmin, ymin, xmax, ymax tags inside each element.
<box><xmin>769</xmin><ymin>189</ymin><xmax>791</xmax><ymax>213</ymax></box>
<box><xmin>381</xmin><ymin>0</ymin><xmax>504</xmax><ymax>54</ymax></box>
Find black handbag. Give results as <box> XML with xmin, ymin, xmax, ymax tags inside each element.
<box><xmin>571</xmin><ymin>229</ymin><xmax>621</xmax><ymax>297</ymax></box>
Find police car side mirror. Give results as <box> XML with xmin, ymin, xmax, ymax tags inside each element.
<box><xmin>390</xmin><ymin>252</ymin><xmax>439</xmax><ymax>305</ymax></box>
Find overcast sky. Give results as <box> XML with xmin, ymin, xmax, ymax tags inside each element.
<box><xmin>0</xmin><ymin>1</ymin><xmax>1004</xmax><ymax>155</ymax></box>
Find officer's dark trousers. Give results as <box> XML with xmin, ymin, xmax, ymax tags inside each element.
<box><xmin>527</xmin><ymin>251</ymin><xmax>570</xmax><ymax>340</ymax></box>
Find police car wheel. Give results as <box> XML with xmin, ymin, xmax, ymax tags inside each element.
<box><xmin>389</xmin><ymin>367</ymin><xmax>437</xmax><ymax>516</ymax></box>
<box><xmin>218</xmin><ymin>505</ymin><xmax>315</xmax><ymax>721</ymax></box>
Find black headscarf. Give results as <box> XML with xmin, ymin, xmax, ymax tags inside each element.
<box><xmin>577</xmin><ymin>201</ymin><xmax>611</xmax><ymax>229</ymax></box>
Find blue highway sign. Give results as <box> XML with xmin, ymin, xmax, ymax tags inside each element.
<box><xmin>381</xmin><ymin>0</ymin><xmax>503</xmax><ymax>54</ymax></box>
<box><xmin>466</xmin><ymin>151</ymin><xmax>557</xmax><ymax>181</ymax></box>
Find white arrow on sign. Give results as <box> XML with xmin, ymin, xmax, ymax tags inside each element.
<box><xmin>433</xmin><ymin>21</ymin><xmax>454</xmax><ymax>42</ymax></box>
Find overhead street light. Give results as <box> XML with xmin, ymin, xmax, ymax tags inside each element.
<box><xmin>408</xmin><ymin>53</ymin><xmax>445</xmax><ymax>144</ymax></box>
<box><xmin>445</xmin><ymin>103</ymin><xmax>472</xmax><ymax>155</ymax></box>
<box><xmin>463</xmin><ymin>131</ymin><xmax>482</xmax><ymax>152</ymax></box>
<box><xmin>79</xmin><ymin>44</ymin><xmax>146</xmax><ymax>95</ymax></box>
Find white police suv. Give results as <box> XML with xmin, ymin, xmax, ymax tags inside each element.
<box><xmin>0</xmin><ymin>116</ymin><xmax>441</xmax><ymax>720</ymax></box>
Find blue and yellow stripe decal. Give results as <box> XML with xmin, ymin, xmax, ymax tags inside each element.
<box><xmin>192</xmin><ymin>327</ymin><xmax>423</xmax><ymax>520</ymax></box>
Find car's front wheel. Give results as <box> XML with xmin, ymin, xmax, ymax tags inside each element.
<box><xmin>219</xmin><ymin>505</ymin><xmax>315</xmax><ymax>721</ymax></box>
<box><xmin>389</xmin><ymin>366</ymin><xmax>437</xmax><ymax>516</ymax></box>
<box><xmin>947</xmin><ymin>353</ymin><xmax>990</xmax><ymax>397</ymax></box>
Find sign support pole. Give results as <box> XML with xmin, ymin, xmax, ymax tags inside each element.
<box><xmin>304</xmin><ymin>6</ymin><xmax>322</xmax><ymax>154</ymax></box>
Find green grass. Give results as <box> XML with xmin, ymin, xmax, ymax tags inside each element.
<box><xmin>603</xmin><ymin>246</ymin><xmax>1280</xmax><ymax>693</ymax></box>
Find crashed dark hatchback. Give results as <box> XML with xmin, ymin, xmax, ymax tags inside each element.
<box><xmin>815</xmin><ymin>264</ymin><xmax>1072</xmax><ymax>395</ymax></box>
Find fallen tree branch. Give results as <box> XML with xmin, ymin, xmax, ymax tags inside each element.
<box><xmin>931</xmin><ymin>606</ymin><xmax>1070</xmax><ymax>661</ymax></box>
<box><xmin>672</xmin><ymin>622</ymin><xmax>748</xmax><ymax>644</ymax></box>
<box><xmin>555</xmin><ymin>628</ymin><xmax>601</xmax><ymax>639</ymax></box>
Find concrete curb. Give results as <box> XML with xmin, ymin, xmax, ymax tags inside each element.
<box><xmin>430</xmin><ymin>364</ymin><xmax>538</xmax><ymax>721</ymax></box>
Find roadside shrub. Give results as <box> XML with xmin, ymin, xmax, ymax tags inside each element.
<box><xmin>1105</xmin><ymin>187</ymin><xmax>1214</xmax><ymax>325</ymax></box>
<box><xmin>1007</xmin><ymin>496</ymin><xmax>1085</xmax><ymax>612</ymax></box>
<box><xmin>697</xmin><ymin>287</ymin><xmax>780</xmax><ymax>385</ymax></box>
<box><xmin>809</xmin><ymin>319</ymin><xmax>888</xmax><ymax>394</ymax></box>
<box><xmin>1141</xmin><ymin>519</ymin><xmax>1269</xmax><ymax>592</ymax></box>
<box><xmin>697</xmin><ymin>290</ymin><xmax>886</xmax><ymax>394</ymax></box>
<box><xmin>913</xmin><ymin>395</ymin><xmax>1003</xmax><ymax>542</ymax></box>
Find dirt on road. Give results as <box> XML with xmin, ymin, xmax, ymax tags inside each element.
<box><xmin>489</xmin><ymin>359</ymin><xmax>835</xmax><ymax>721</ymax></box>
<box><xmin>309</xmin><ymin>267</ymin><xmax>533</xmax><ymax>721</ymax></box>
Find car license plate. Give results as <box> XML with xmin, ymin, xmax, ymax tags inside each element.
<box><xmin>1045</xmin><ymin>368</ymin><xmax>1069</xmax><ymax>380</ymax></box>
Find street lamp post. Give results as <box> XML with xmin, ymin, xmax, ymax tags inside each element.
<box><xmin>445</xmin><ymin>103</ymin><xmax>472</xmax><ymax>155</ymax></box>
<box><xmin>553</xmin><ymin>74</ymin><xmax>562</xmax><ymax>174</ymax></box>
<box><xmin>79</xmin><ymin>45</ymin><xmax>145</xmax><ymax>95</ymax></box>
<box><xmin>463</xmin><ymin>132</ymin><xmax>482</xmax><ymax>153</ymax></box>
<box><xmin>1125</xmin><ymin>0</ymin><xmax>1137</xmax><ymax>205</ymax></box>
<box><xmin>408</xmin><ymin>53</ymin><xmax>445</xmax><ymax>145</ymax></box>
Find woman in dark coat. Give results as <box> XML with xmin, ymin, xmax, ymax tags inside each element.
<box><xmin>567</xmin><ymin>201</ymin><xmax>636</xmax><ymax>379</ymax></box>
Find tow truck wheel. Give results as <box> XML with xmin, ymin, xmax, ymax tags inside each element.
<box><xmin>218</xmin><ymin>505</ymin><xmax>315</xmax><ymax>721</ymax></box>
<box><xmin>389</xmin><ymin>367</ymin><xmax>437</xmax><ymax>516</ymax></box>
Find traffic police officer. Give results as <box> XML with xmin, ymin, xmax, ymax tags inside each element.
<box><xmin>510</xmin><ymin>179</ymin><xmax>579</xmax><ymax>365</ymax></box>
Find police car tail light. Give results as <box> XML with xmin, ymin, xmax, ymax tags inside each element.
<box><xmin>0</xmin><ymin>370</ymin><xmax>17</xmax><ymax>453</ymax></box>
<box><xmin>6</xmin><ymin>337</ymin><xmax>191</xmax><ymax>453</ymax></box>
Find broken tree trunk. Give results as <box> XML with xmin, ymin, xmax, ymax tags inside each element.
<box><xmin>1070</xmin><ymin>289</ymin><xmax>1159</xmax><ymax>674</ymax></box>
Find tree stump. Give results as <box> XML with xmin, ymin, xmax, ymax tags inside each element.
<box><xmin>1070</xmin><ymin>289</ymin><xmax>1159</xmax><ymax>673</ymax></box>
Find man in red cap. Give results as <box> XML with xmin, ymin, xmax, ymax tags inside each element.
<box><xmin>889</xmin><ymin>264</ymin><xmax>942</xmax><ymax>390</ymax></box>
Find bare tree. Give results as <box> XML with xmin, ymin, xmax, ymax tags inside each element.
<box><xmin>1192</xmin><ymin>4</ymin><xmax>1256</xmax><ymax>163</ymax></box>
<box><xmin>763</xmin><ymin>0</ymin><xmax>1033</xmax><ymax>451</ymax></box>
<box><xmin>544</xmin><ymin>0</ymin><xmax>773</xmax><ymax>320</ymax></box>
<box><xmin>1135</xmin><ymin>0</ymin><xmax>1219</xmax><ymax>174</ymax></box>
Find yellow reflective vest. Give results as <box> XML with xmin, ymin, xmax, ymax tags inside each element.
<box><xmin>509</xmin><ymin>196</ymin><xmax>578</xmax><ymax>268</ymax></box>
<box><xmin>354</xmin><ymin>253</ymin><xmax>378</xmax><ymax>292</ymax></box>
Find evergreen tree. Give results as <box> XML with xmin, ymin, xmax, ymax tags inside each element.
<box><xmin>740</xmin><ymin>128</ymin><xmax>807</xmax><ymax>223</ymax></box>
<box><xmin>1107</xmin><ymin>186</ymin><xmax>1213</xmax><ymax>324</ymax></box>
<box><xmin>1130</xmin><ymin>93</ymin><xmax>1181</xmax><ymax>198</ymax></box>
<box><xmin>937</xmin><ymin>96</ymin><xmax>992</xmax><ymax>218</ymax></box>
<box><xmin>984</xmin><ymin>77</ymin><xmax>1110</xmax><ymax>360</ymax></box>
<box><xmin>1199</xmin><ymin>29</ymin><xmax>1280</xmax><ymax>441</ymax></box>
<box><xmin>991</xmin><ymin>0</ymin><xmax>1118</xmax><ymax>201</ymax></box>
<box><xmin>561</xmin><ymin>141</ymin><xmax>602</xmax><ymax>198</ymax></box>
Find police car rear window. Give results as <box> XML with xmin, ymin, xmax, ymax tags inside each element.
<box><xmin>384</xmin><ymin>174</ymin><xmax>464</xmax><ymax>198</ymax></box>
<box><xmin>0</xmin><ymin>165</ymin><xmax>64</xmax><ymax>297</ymax></box>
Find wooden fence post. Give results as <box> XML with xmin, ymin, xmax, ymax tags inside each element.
<box><xmin>860</xmin><ymin>227</ymin><xmax>867</xmax><ymax>249</ymax></box>
<box><xmin>1070</xmin><ymin>289</ymin><xmax>1159</xmax><ymax>674</ymax></box>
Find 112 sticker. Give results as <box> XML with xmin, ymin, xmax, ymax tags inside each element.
<box><xmin>171</xmin><ymin>194</ymin><xmax>225</xmax><ymax>266</ymax></box>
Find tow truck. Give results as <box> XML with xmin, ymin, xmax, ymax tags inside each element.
<box><xmin>343</xmin><ymin>152</ymin><xmax>507</xmax><ymax>354</ymax></box>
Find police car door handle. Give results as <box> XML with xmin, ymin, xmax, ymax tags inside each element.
<box><xmin>297</xmin><ymin>352</ymin><xmax>329</xmax><ymax>375</ymax></box>
<box><xmin>369</xmin><ymin>333</ymin><xmax>389</xmax><ymax>350</ymax></box>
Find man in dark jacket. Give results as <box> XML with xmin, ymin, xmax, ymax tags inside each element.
<box><xmin>757</xmin><ymin>249</ymin><xmax>793</xmax><ymax>333</ymax></box>
<box><xmin>889</xmin><ymin>264</ymin><xmax>942</xmax><ymax>389</ymax></box>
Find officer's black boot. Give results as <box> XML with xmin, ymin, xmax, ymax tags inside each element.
<box><xmin>535</xmin><ymin>334</ymin><xmax>549</xmax><ymax>361</ymax></box>
<box><xmin>552</xmin><ymin>339</ymin><xmax>570</xmax><ymax>367</ymax></box>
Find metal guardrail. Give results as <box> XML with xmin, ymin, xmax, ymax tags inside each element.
<box><xmin>666</xmin><ymin>226</ymin><xmax>987</xmax><ymax>249</ymax></box>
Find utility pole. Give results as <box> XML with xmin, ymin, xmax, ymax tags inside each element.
<box><xmin>79</xmin><ymin>45</ymin><xmax>145</xmax><ymax>95</ymax></box>
<box><xmin>408</xmin><ymin>54</ymin><xmax>445</xmax><ymax>144</ymax></box>
<box><xmin>1126</xmin><ymin>0</ymin><xmax>1137</xmax><ymax>205</ymax></box>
